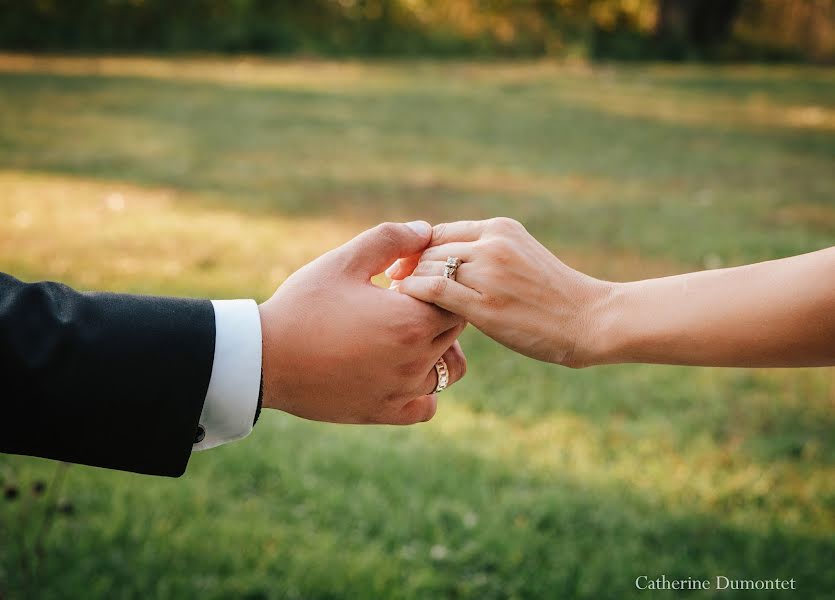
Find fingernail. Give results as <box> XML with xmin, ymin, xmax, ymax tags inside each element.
<box><xmin>406</xmin><ymin>221</ymin><xmax>431</xmax><ymax>237</ymax></box>
<box><xmin>385</xmin><ymin>260</ymin><xmax>399</xmax><ymax>278</ymax></box>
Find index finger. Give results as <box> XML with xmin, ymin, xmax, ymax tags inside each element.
<box><xmin>430</xmin><ymin>220</ymin><xmax>489</xmax><ymax>247</ymax></box>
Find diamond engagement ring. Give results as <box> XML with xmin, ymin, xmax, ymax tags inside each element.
<box><xmin>443</xmin><ymin>256</ymin><xmax>461</xmax><ymax>281</ymax></box>
<box><xmin>434</xmin><ymin>357</ymin><xmax>449</xmax><ymax>393</ymax></box>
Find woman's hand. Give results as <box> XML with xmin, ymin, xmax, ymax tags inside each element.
<box><xmin>395</xmin><ymin>219</ymin><xmax>835</xmax><ymax>369</ymax></box>
<box><xmin>393</xmin><ymin>218</ymin><xmax>613</xmax><ymax>367</ymax></box>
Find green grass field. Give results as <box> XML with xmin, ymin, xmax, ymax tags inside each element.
<box><xmin>0</xmin><ymin>55</ymin><xmax>833</xmax><ymax>599</ymax></box>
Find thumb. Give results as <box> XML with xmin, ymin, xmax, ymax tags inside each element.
<box><xmin>341</xmin><ymin>221</ymin><xmax>432</xmax><ymax>277</ymax></box>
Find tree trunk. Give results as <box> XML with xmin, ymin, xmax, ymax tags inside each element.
<box><xmin>656</xmin><ymin>0</ymin><xmax>742</xmax><ymax>48</ymax></box>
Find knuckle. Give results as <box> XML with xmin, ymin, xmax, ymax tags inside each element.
<box><xmin>323</xmin><ymin>248</ymin><xmax>352</xmax><ymax>273</ymax></box>
<box><xmin>374</xmin><ymin>221</ymin><xmax>401</xmax><ymax>248</ymax></box>
<box><xmin>399</xmin><ymin>321</ymin><xmax>426</xmax><ymax>345</ymax></box>
<box><xmin>376</xmin><ymin>221</ymin><xmax>399</xmax><ymax>236</ymax></box>
<box><xmin>489</xmin><ymin>216</ymin><xmax>522</xmax><ymax>233</ymax></box>
<box><xmin>431</xmin><ymin>222</ymin><xmax>447</xmax><ymax>244</ymax></box>
<box><xmin>485</xmin><ymin>239</ymin><xmax>513</xmax><ymax>265</ymax></box>
<box><xmin>398</xmin><ymin>358</ymin><xmax>427</xmax><ymax>380</ymax></box>
<box><xmin>429</xmin><ymin>276</ymin><xmax>449</xmax><ymax>298</ymax></box>
<box><xmin>471</xmin><ymin>239</ymin><xmax>489</xmax><ymax>253</ymax></box>
<box><xmin>493</xmin><ymin>252</ymin><xmax>511</xmax><ymax>268</ymax></box>
<box><xmin>383</xmin><ymin>389</ymin><xmax>404</xmax><ymax>404</ymax></box>
<box><xmin>458</xmin><ymin>355</ymin><xmax>468</xmax><ymax>378</ymax></box>
<box><xmin>412</xmin><ymin>261</ymin><xmax>433</xmax><ymax>277</ymax></box>
<box><xmin>446</xmin><ymin>347</ymin><xmax>467</xmax><ymax>381</ymax></box>
<box><xmin>405</xmin><ymin>398</ymin><xmax>437</xmax><ymax>423</ymax></box>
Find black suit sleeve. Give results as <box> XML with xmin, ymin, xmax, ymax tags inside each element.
<box><xmin>0</xmin><ymin>273</ymin><xmax>215</xmax><ymax>477</ymax></box>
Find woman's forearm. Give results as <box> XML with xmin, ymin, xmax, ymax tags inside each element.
<box><xmin>590</xmin><ymin>247</ymin><xmax>835</xmax><ymax>367</ymax></box>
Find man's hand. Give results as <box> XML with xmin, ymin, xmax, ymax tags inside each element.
<box><xmin>259</xmin><ymin>221</ymin><xmax>467</xmax><ymax>425</ymax></box>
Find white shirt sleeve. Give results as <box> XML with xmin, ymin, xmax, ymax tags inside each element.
<box><xmin>193</xmin><ymin>299</ymin><xmax>263</xmax><ymax>451</ymax></box>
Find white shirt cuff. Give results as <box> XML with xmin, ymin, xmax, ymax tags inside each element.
<box><xmin>193</xmin><ymin>299</ymin><xmax>262</xmax><ymax>451</ymax></box>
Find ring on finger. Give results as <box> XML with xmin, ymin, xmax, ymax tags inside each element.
<box><xmin>443</xmin><ymin>256</ymin><xmax>462</xmax><ymax>281</ymax></box>
<box><xmin>434</xmin><ymin>357</ymin><xmax>449</xmax><ymax>393</ymax></box>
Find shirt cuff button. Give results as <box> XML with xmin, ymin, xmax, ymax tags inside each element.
<box><xmin>194</xmin><ymin>425</ymin><xmax>206</xmax><ymax>444</ymax></box>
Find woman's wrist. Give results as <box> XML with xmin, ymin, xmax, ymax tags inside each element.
<box><xmin>577</xmin><ymin>280</ymin><xmax>635</xmax><ymax>367</ymax></box>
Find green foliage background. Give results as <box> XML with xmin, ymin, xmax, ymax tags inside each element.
<box><xmin>0</xmin><ymin>54</ymin><xmax>833</xmax><ymax>598</ymax></box>
<box><xmin>0</xmin><ymin>0</ymin><xmax>833</xmax><ymax>61</ymax></box>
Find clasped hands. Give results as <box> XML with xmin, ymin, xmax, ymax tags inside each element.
<box><xmin>258</xmin><ymin>217</ymin><xmax>604</xmax><ymax>426</ymax></box>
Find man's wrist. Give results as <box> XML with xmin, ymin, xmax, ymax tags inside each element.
<box><xmin>195</xmin><ymin>299</ymin><xmax>262</xmax><ymax>451</ymax></box>
<box><xmin>258</xmin><ymin>302</ymin><xmax>280</xmax><ymax>412</ymax></box>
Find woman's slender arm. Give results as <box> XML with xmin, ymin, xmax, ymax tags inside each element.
<box><xmin>394</xmin><ymin>218</ymin><xmax>835</xmax><ymax>368</ymax></box>
<box><xmin>594</xmin><ymin>246</ymin><xmax>835</xmax><ymax>367</ymax></box>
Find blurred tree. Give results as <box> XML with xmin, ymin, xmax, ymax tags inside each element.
<box><xmin>735</xmin><ymin>0</ymin><xmax>835</xmax><ymax>62</ymax></box>
<box><xmin>657</xmin><ymin>0</ymin><xmax>742</xmax><ymax>44</ymax></box>
<box><xmin>656</xmin><ymin>0</ymin><xmax>742</xmax><ymax>57</ymax></box>
<box><xmin>0</xmin><ymin>0</ymin><xmax>831</xmax><ymax>61</ymax></box>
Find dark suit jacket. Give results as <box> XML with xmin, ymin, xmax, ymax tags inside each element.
<box><xmin>0</xmin><ymin>273</ymin><xmax>215</xmax><ymax>476</ymax></box>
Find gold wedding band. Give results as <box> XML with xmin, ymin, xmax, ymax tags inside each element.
<box><xmin>434</xmin><ymin>357</ymin><xmax>449</xmax><ymax>393</ymax></box>
<box><xmin>443</xmin><ymin>256</ymin><xmax>461</xmax><ymax>281</ymax></box>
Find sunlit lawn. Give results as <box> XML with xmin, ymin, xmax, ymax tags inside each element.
<box><xmin>0</xmin><ymin>55</ymin><xmax>833</xmax><ymax>599</ymax></box>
